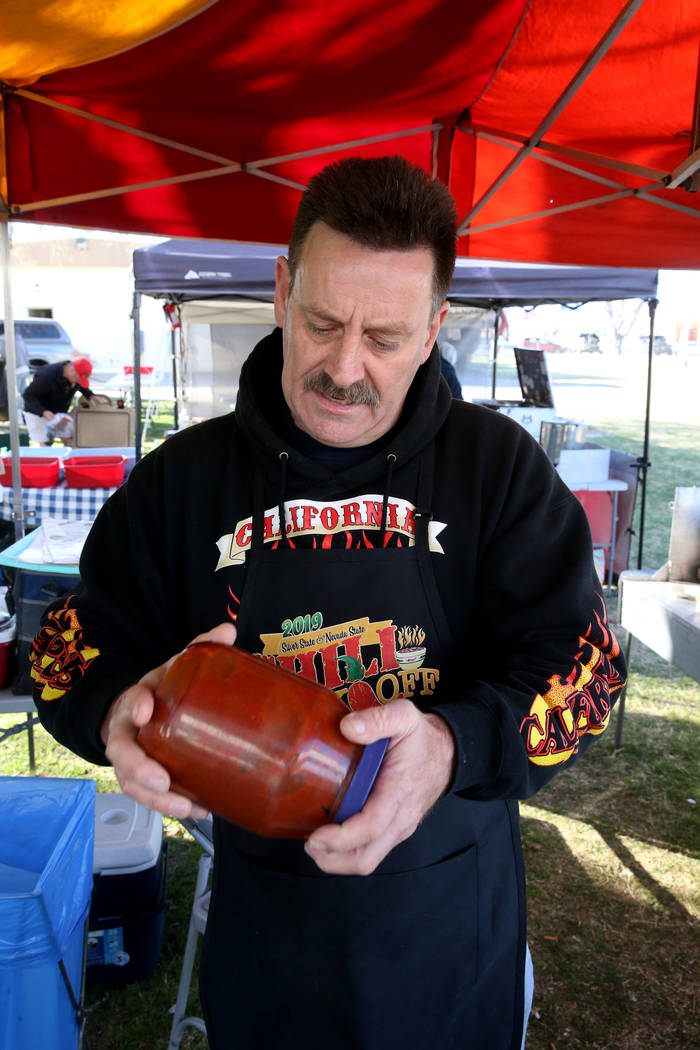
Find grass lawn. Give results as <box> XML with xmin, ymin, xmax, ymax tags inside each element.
<box><xmin>1</xmin><ymin>363</ymin><xmax>698</xmax><ymax>1048</ymax></box>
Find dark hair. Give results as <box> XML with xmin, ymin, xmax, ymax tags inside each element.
<box><xmin>288</xmin><ymin>156</ymin><xmax>457</xmax><ymax>315</ymax></box>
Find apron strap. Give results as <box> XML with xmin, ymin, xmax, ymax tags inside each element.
<box><xmin>251</xmin><ymin>471</ymin><xmax>266</xmax><ymax>551</ymax></box>
<box><xmin>414</xmin><ymin>442</ymin><xmax>456</xmax><ymax>651</ymax></box>
<box><xmin>413</xmin><ymin>443</ymin><xmax>434</xmax><ymax>553</ymax></box>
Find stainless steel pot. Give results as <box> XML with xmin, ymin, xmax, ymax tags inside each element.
<box><xmin>539</xmin><ymin>421</ymin><xmax>587</xmax><ymax>464</ymax></box>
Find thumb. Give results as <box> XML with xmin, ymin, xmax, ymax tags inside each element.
<box><xmin>131</xmin><ymin>688</ymin><xmax>155</xmax><ymax>727</ymax></box>
<box><xmin>340</xmin><ymin>697</ymin><xmax>417</xmax><ymax>743</ymax></box>
<box><xmin>191</xmin><ymin>622</ymin><xmax>238</xmax><ymax>647</ymax></box>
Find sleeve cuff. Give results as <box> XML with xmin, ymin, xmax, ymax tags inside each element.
<box><xmin>34</xmin><ymin>669</ymin><xmax>139</xmax><ymax>767</ymax></box>
<box><xmin>431</xmin><ymin>697</ymin><xmax>502</xmax><ymax>794</ymax></box>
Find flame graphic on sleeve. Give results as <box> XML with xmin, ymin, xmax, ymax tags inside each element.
<box><xmin>520</xmin><ymin>594</ymin><xmax>624</xmax><ymax>766</ymax></box>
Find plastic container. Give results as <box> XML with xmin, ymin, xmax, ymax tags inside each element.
<box><xmin>87</xmin><ymin>794</ymin><xmax>166</xmax><ymax>986</ymax></box>
<box><xmin>0</xmin><ymin>776</ymin><xmax>96</xmax><ymax>1050</ymax></box>
<box><xmin>10</xmin><ymin>569</ymin><xmax>76</xmax><ymax>696</ymax></box>
<box><xmin>137</xmin><ymin>642</ymin><xmax>387</xmax><ymax>838</ymax></box>
<box><xmin>62</xmin><ymin>446</ymin><xmax>137</xmax><ymax>478</ymax></box>
<box><xmin>1</xmin><ymin>455</ymin><xmax>60</xmax><ymax>487</ymax></box>
<box><xmin>63</xmin><ymin>454</ymin><xmax>126</xmax><ymax>488</ymax></box>
<box><xmin>0</xmin><ymin>615</ymin><xmax>16</xmax><ymax>688</ymax></box>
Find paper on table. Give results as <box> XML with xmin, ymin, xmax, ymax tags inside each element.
<box><xmin>17</xmin><ymin>519</ymin><xmax>92</xmax><ymax>565</ymax></box>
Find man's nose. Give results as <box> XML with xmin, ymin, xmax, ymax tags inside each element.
<box><xmin>323</xmin><ymin>331</ymin><xmax>366</xmax><ymax>388</ymax></box>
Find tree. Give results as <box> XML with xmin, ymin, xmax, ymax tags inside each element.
<box><xmin>604</xmin><ymin>298</ymin><xmax>646</xmax><ymax>355</ymax></box>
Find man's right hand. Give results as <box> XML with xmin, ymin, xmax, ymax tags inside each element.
<box><xmin>42</xmin><ymin>410</ymin><xmax>55</xmax><ymax>421</ymax></box>
<box><xmin>101</xmin><ymin>622</ymin><xmax>237</xmax><ymax>818</ymax></box>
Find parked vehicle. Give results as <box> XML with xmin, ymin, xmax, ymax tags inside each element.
<box><xmin>652</xmin><ymin>335</ymin><xmax>672</xmax><ymax>355</ymax></box>
<box><xmin>0</xmin><ymin>318</ymin><xmax>74</xmax><ymax>371</ymax></box>
<box><xmin>579</xmin><ymin>332</ymin><xmax>603</xmax><ymax>353</ymax></box>
<box><xmin>522</xmin><ymin>336</ymin><xmax>567</xmax><ymax>353</ymax></box>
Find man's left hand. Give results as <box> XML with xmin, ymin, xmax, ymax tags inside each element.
<box><xmin>304</xmin><ymin>699</ymin><xmax>455</xmax><ymax>875</ymax></box>
<box><xmin>89</xmin><ymin>395</ymin><xmax>110</xmax><ymax>405</ymax></box>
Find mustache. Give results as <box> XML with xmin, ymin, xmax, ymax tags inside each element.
<box><xmin>304</xmin><ymin>371</ymin><xmax>380</xmax><ymax>409</ymax></box>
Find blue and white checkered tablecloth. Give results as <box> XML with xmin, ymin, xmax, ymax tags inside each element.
<box><xmin>0</xmin><ymin>481</ymin><xmax>119</xmax><ymax>524</ymax></box>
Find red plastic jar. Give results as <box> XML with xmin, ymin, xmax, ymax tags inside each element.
<box><xmin>137</xmin><ymin>642</ymin><xmax>386</xmax><ymax>838</ymax></box>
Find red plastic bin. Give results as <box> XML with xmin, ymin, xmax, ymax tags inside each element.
<box><xmin>1</xmin><ymin>456</ymin><xmax>60</xmax><ymax>487</ymax></box>
<box><xmin>63</xmin><ymin>455</ymin><xmax>126</xmax><ymax>488</ymax></box>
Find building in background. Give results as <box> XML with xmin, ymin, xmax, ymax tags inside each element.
<box><xmin>6</xmin><ymin>226</ymin><xmax>166</xmax><ymax>380</ymax></box>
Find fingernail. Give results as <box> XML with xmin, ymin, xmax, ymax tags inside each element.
<box><xmin>305</xmin><ymin>838</ymin><xmax>327</xmax><ymax>854</ymax></box>
<box><xmin>347</xmin><ymin>716</ymin><xmax>365</xmax><ymax>733</ymax></box>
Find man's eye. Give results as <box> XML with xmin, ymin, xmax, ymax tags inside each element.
<box><xmin>309</xmin><ymin>323</ymin><xmax>335</xmax><ymax>336</ymax></box>
<box><xmin>370</xmin><ymin>337</ymin><xmax>398</xmax><ymax>351</ymax></box>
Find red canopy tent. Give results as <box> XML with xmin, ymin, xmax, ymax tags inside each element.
<box><xmin>1</xmin><ymin>0</ymin><xmax>699</xmax><ymax>265</ymax></box>
<box><xmin>0</xmin><ymin>0</ymin><xmax>698</xmax><ymax>543</ymax></box>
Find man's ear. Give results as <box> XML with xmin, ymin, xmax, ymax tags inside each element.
<box><xmin>422</xmin><ymin>300</ymin><xmax>451</xmax><ymax>362</ymax></box>
<box><xmin>274</xmin><ymin>256</ymin><xmax>291</xmax><ymax>327</ymax></box>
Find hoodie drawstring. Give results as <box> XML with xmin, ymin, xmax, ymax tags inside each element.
<box><xmin>254</xmin><ymin>444</ymin><xmax>434</xmax><ymax>552</ymax></box>
<box><xmin>380</xmin><ymin>453</ymin><xmax>397</xmax><ymax>540</ymax></box>
<box><xmin>277</xmin><ymin>451</ymin><xmax>290</xmax><ymax>548</ymax></box>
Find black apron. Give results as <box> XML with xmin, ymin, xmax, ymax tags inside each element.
<box><xmin>200</xmin><ymin>449</ymin><xmax>525</xmax><ymax>1050</ymax></box>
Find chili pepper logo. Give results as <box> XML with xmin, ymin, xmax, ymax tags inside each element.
<box><xmin>338</xmin><ymin>655</ymin><xmax>381</xmax><ymax>711</ymax></box>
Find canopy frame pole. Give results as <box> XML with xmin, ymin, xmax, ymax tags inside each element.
<box><xmin>13</xmin><ymin>88</ymin><xmax>439</xmax><ymax>174</ymax></box>
<box><xmin>463</xmin><ymin>188</ymin><xmax>639</xmax><ymax>236</ymax></box>
<box><xmin>12</xmin><ymin>166</ymin><xmax>243</xmax><ymax>214</ymax></box>
<box><xmin>460</xmin><ymin>126</ymin><xmax>700</xmax><ymax>223</ymax></box>
<box><xmin>0</xmin><ymin>215</ymin><xmax>25</xmax><ymax>539</ymax></box>
<box><xmin>490</xmin><ymin>310</ymin><xmax>499</xmax><ymax>399</ymax></box>
<box><xmin>8</xmin><ymin>88</ymin><xmax>440</xmax><ymax>214</ymax></box>
<box><xmin>461</xmin><ymin>184</ymin><xmax>700</xmax><ymax>239</ymax></box>
<box><xmin>458</xmin><ymin>0</ymin><xmax>648</xmax><ymax>234</ymax></box>
<box><xmin>244</xmin><ymin>125</ymin><xmax>441</xmax><ymax>171</ymax></box>
<box><xmin>636</xmin><ymin>298</ymin><xmax>657</xmax><ymax>570</ymax></box>
<box><xmin>11</xmin><ymin>87</ymin><xmax>238</xmax><ymax>165</ymax></box>
<box><xmin>461</xmin><ymin>122</ymin><xmax>668</xmax><ymax>182</ymax></box>
<box><xmin>171</xmin><ymin>324</ymin><xmax>179</xmax><ymax>433</ymax></box>
<box><xmin>132</xmin><ymin>291</ymin><xmax>142</xmax><ymax>463</ymax></box>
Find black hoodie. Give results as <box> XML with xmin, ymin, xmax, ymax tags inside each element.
<box><xmin>32</xmin><ymin>328</ymin><xmax>625</xmax><ymax>1050</ymax></box>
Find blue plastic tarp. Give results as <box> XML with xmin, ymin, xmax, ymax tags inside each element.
<box><xmin>0</xmin><ymin>777</ymin><xmax>96</xmax><ymax>967</ymax></box>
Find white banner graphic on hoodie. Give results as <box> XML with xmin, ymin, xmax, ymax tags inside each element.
<box><xmin>215</xmin><ymin>494</ymin><xmax>447</xmax><ymax>569</ymax></box>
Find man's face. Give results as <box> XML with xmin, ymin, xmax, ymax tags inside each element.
<box><xmin>274</xmin><ymin>222</ymin><xmax>449</xmax><ymax>448</ymax></box>
<box><xmin>63</xmin><ymin>363</ymin><xmax>79</xmax><ymax>384</ymax></box>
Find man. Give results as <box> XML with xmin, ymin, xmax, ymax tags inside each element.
<box><xmin>22</xmin><ymin>357</ymin><xmax>102</xmax><ymax>444</ymax></box>
<box><xmin>439</xmin><ymin>348</ymin><xmax>463</xmax><ymax>398</ymax></box>
<box><xmin>31</xmin><ymin>157</ymin><xmax>625</xmax><ymax>1050</ymax></box>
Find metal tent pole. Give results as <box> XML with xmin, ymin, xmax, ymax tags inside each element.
<box><xmin>132</xmin><ymin>291</ymin><xmax>142</xmax><ymax>462</ymax></box>
<box><xmin>490</xmin><ymin>310</ymin><xmax>499</xmax><ymax>398</ymax></box>
<box><xmin>171</xmin><ymin>324</ymin><xmax>179</xmax><ymax>432</ymax></box>
<box><xmin>0</xmin><ymin>217</ymin><xmax>25</xmax><ymax>539</ymax></box>
<box><xmin>636</xmin><ymin>298</ymin><xmax>657</xmax><ymax>569</ymax></box>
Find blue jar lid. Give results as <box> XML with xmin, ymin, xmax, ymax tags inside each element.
<box><xmin>334</xmin><ymin>738</ymin><xmax>389</xmax><ymax>824</ymax></box>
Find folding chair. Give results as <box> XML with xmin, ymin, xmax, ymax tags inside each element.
<box><xmin>169</xmin><ymin>816</ymin><xmax>214</xmax><ymax>1050</ymax></box>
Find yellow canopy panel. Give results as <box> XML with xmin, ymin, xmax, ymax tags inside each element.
<box><xmin>0</xmin><ymin>0</ymin><xmax>218</xmax><ymax>86</ymax></box>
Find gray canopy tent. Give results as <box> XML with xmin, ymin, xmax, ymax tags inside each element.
<box><xmin>132</xmin><ymin>239</ymin><xmax>658</xmax><ymax>565</ymax></box>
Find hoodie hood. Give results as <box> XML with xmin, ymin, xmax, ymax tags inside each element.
<box><xmin>235</xmin><ymin>327</ymin><xmax>452</xmax><ymax>493</ymax></box>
